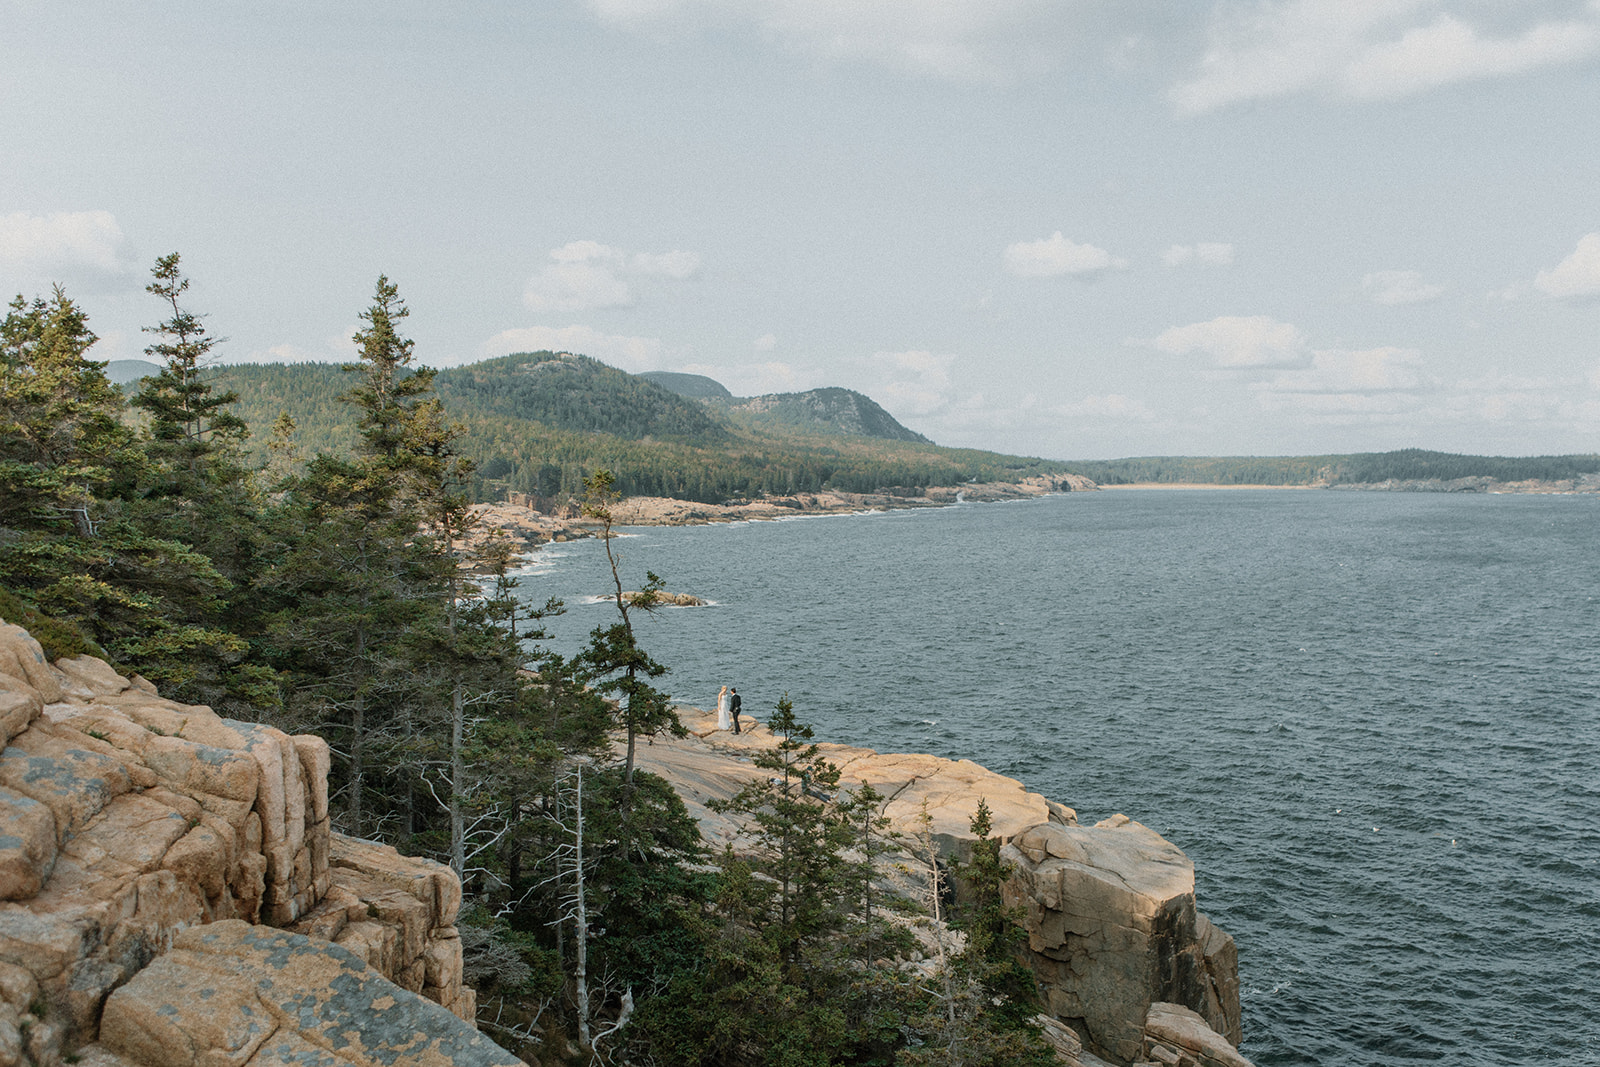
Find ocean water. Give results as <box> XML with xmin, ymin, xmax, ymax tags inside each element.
<box><xmin>514</xmin><ymin>489</ymin><xmax>1600</xmax><ymax>1066</ymax></box>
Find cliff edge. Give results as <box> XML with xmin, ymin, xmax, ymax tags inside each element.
<box><xmin>642</xmin><ymin>709</ymin><xmax>1252</xmax><ymax>1067</ymax></box>
<box><xmin>0</xmin><ymin>617</ymin><xmax>522</xmax><ymax>1067</ymax></box>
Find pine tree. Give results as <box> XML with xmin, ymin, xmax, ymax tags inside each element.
<box><xmin>0</xmin><ymin>288</ymin><xmax>131</xmax><ymax>536</ymax></box>
<box><xmin>266</xmin><ymin>276</ymin><xmax>446</xmax><ymax>836</ymax></box>
<box><xmin>133</xmin><ymin>253</ymin><xmax>247</xmax><ymax>493</ymax></box>
<box><xmin>576</xmin><ymin>469</ymin><xmax>684</xmax><ymax>790</ymax></box>
<box><xmin>0</xmin><ymin>286</ymin><xmax>249</xmax><ymax>700</ymax></box>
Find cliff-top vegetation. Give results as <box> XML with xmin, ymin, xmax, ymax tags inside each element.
<box><xmin>2</xmin><ymin>259</ymin><xmax>1057</xmax><ymax>1066</ymax></box>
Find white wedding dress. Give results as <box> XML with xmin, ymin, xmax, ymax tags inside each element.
<box><xmin>716</xmin><ymin>690</ymin><xmax>731</xmax><ymax>731</ymax></box>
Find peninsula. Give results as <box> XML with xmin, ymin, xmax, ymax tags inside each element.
<box><xmin>0</xmin><ymin>617</ymin><xmax>1254</xmax><ymax>1067</ymax></box>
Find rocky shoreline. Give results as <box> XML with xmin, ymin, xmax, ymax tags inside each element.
<box><xmin>462</xmin><ymin>474</ymin><xmax>1092</xmax><ymax>555</ymax></box>
<box><xmin>0</xmin><ymin>614</ymin><xmax>1256</xmax><ymax>1067</ymax></box>
<box><xmin>0</xmin><ymin>617</ymin><xmax>507</xmax><ymax>1067</ymax></box>
<box><xmin>641</xmin><ymin>707</ymin><xmax>1255</xmax><ymax>1067</ymax></box>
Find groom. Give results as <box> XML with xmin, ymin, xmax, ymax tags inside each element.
<box><xmin>729</xmin><ymin>688</ymin><xmax>742</xmax><ymax>734</ymax></box>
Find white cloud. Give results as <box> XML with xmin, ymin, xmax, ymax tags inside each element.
<box><xmin>1162</xmin><ymin>242</ymin><xmax>1235</xmax><ymax>267</ymax></box>
<box><xmin>239</xmin><ymin>327</ymin><xmax>365</xmax><ymax>366</ymax></box>
<box><xmin>679</xmin><ymin>360</ymin><xmax>798</xmax><ymax>395</ymax></box>
<box><xmin>1057</xmin><ymin>393</ymin><xmax>1156</xmax><ymax>420</ymax></box>
<box><xmin>1363</xmin><ymin>269</ymin><xmax>1446</xmax><ymax>305</ymax></box>
<box><xmin>1152</xmin><ymin>315</ymin><xmax>1311</xmax><ymax>368</ymax></box>
<box><xmin>870</xmin><ymin>349</ymin><xmax>956</xmax><ymax>416</ymax></box>
<box><xmin>1441</xmin><ymin>370</ymin><xmax>1600</xmax><ymax>426</ymax></box>
<box><xmin>1268</xmin><ymin>346</ymin><xmax>1428</xmax><ymax>394</ymax></box>
<box><xmin>585</xmin><ymin>0</ymin><xmax>1083</xmax><ymax>82</ymax></box>
<box><xmin>1343</xmin><ymin>13</ymin><xmax>1600</xmax><ymax>100</ymax></box>
<box><xmin>0</xmin><ymin>210</ymin><xmax>137</xmax><ymax>287</ymax></box>
<box><xmin>1003</xmin><ymin>232</ymin><xmax>1119</xmax><ymax>278</ymax></box>
<box><xmin>630</xmin><ymin>249</ymin><xmax>701</xmax><ymax>278</ymax></box>
<box><xmin>1534</xmin><ymin>233</ymin><xmax>1600</xmax><ymax>303</ymax></box>
<box><xmin>1172</xmin><ymin>2</ymin><xmax>1600</xmax><ymax>114</ymax></box>
<box><xmin>753</xmin><ymin>333</ymin><xmax>778</xmax><ymax>352</ymax></box>
<box><xmin>522</xmin><ymin>240</ymin><xmax>700</xmax><ymax>313</ymax></box>
<box><xmin>484</xmin><ymin>325</ymin><xmax>667</xmax><ymax>373</ymax></box>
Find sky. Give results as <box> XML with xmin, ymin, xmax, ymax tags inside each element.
<box><xmin>3</xmin><ymin>0</ymin><xmax>1599</xmax><ymax>460</ymax></box>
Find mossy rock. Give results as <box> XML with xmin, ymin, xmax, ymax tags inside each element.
<box><xmin>0</xmin><ymin>586</ymin><xmax>107</xmax><ymax>662</ymax></box>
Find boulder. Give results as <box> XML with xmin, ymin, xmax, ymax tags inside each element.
<box><xmin>96</xmin><ymin>922</ymin><xmax>522</xmax><ymax>1067</ymax></box>
<box><xmin>0</xmin><ymin>617</ymin><xmax>513</xmax><ymax>1065</ymax></box>
<box><xmin>1002</xmin><ymin>817</ymin><xmax>1241</xmax><ymax>1064</ymax></box>
<box><xmin>1142</xmin><ymin>1002</ymin><xmax>1253</xmax><ymax>1067</ymax></box>
<box><xmin>634</xmin><ymin>704</ymin><xmax>1243</xmax><ymax>1067</ymax></box>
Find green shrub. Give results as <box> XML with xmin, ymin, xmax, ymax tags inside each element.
<box><xmin>0</xmin><ymin>585</ymin><xmax>107</xmax><ymax>662</ymax></box>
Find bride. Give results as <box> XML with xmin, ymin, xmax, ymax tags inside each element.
<box><xmin>716</xmin><ymin>685</ymin><xmax>731</xmax><ymax>731</ymax></box>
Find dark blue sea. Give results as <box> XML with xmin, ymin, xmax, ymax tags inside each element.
<box><xmin>513</xmin><ymin>489</ymin><xmax>1600</xmax><ymax>1066</ymax></box>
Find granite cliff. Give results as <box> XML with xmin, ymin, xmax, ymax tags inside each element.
<box><xmin>0</xmin><ymin>611</ymin><xmax>1251</xmax><ymax>1067</ymax></box>
<box><xmin>643</xmin><ymin>710</ymin><xmax>1254</xmax><ymax>1067</ymax></box>
<box><xmin>0</xmin><ymin>617</ymin><xmax>520</xmax><ymax>1067</ymax></box>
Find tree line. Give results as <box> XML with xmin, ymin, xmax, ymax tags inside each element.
<box><xmin>1</xmin><ymin>261</ymin><xmax>1055</xmax><ymax>1066</ymax></box>
<box><xmin>216</xmin><ymin>358</ymin><xmax>1080</xmax><ymax>506</ymax></box>
<box><xmin>1069</xmin><ymin>450</ymin><xmax>1600</xmax><ymax>487</ymax></box>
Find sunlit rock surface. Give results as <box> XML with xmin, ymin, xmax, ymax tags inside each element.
<box><xmin>647</xmin><ymin>707</ymin><xmax>1248</xmax><ymax>1067</ymax></box>
<box><xmin>0</xmin><ymin>618</ymin><xmax>515</xmax><ymax>1066</ymax></box>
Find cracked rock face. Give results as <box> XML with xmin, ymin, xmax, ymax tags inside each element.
<box><xmin>0</xmin><ymin>618</ymin><xmax>513</xmax><ymax>1067</ymax></box>
<box><xmin>641</xmin><ymin>707</ymin><xmax>1247</xmax><ymax>1067</ymax></box>
<box><xmin>1003</xmin><ymin>818</ymin><xmax>1242</xmax><ymax>1065</ymax></box>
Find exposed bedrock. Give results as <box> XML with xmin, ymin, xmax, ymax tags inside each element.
<box><xmin>1003</xmin><ymin>818</ymin><xmax>1242</xmax><ymax>1065</ymax></box>
<box><xmin>0</xmin><ymin>618</ymin><xmax>513</xmax><ymax>1067</ymax></box>
<box><xmin>649</xmin><ymin>709</ymin><xmax>1249</xmax><ymax>1067</ymax></box>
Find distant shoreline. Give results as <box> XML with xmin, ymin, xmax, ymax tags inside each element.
<box><xmin>1097</xmin><ymin>482</ymin><xmax>1310</xmax><ymax>491</ymax></box>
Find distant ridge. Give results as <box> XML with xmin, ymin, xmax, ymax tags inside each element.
<box><xmin>105</xmin><ymin>359</ymin><xmax>161</xmax><ymax>385</ymax></box>
<box><xmin>639</xmin><ymin>371</ymin><xmax>733</xmax><ymax>400</ymax></box>
<box><xmin>435</xmin><ymin>352</ymin><xmax>730</xmax><ymax>443</ymax></box>
<box><xmin>1068</xmin><ymin>449</ymin><xmax>1600</xmax><ymax>488</ymax></box>
<box><xmin>217</xmin><ymin>351</ymin><xmax>1069</xmax><ymax>505</ymax></box>
<box><xmin>718</xmin><ymin>387</ymin><xmax>932</xmax><ymax>444</ymax></box>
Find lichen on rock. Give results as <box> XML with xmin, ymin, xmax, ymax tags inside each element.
<box><xmin>0</xmin><ymin>616</ymin><xmax>515</xmax><ymax>1066</ymax></box>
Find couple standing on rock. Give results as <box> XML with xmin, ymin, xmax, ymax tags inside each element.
<box><xmin>716</xmin><ymin>685</ymin><xmax>742</xmax><ymax>733</ymax></box>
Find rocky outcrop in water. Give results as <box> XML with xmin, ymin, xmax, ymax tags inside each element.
<box><xmin>1003</xmin><ymin>819</ymin><xmax>1241</xmax><ymax>1064</ymax></box>
<box><xmin>0</xmin><ymin>618</ymin><xmax>517</xmax><ymax>1067</ymax></box>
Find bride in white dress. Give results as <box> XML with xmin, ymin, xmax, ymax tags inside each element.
<box><xmin>716</xmin><ymin>685</ymin><xmax>731</xmax><ymax>731</ymax></box>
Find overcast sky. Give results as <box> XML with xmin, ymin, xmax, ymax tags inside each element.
<box><xmin>4</xmin><ymin>1</ymin><xmax>1599</xmax><ymax>459</ymax></box>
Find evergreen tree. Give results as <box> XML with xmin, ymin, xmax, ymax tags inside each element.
<box><xmin>576</xmin><ymin>469</ymin><xmax>684</xmax><ymax>790</ymax></box>
<box><xmin>0</xmin><ymin>288</ymin><xmax>131</xmax><ymax>535</ymax></box>
<box><xmin>266</xmin><ymin>276</ymin><xmax>447</xmax><ymax>836</ymax></box>
<box><xmin>896</xmin><ymin>800</ymin><xmax>1053</xmax><ymax>1067</ymax></box>
<box><xmin>0</xmin><ymin>286</ymin><xmax>248</xmax><ymax>701</ymax></box>
<box><xmin>635</xmin><ymin>698</ymin><xmax>908</xmax><ymax>1066</ymax></box>
<box><xmin>133</xmin><ymin>253</ymin><xmax>248</xmax><ymax>493</ymax></box>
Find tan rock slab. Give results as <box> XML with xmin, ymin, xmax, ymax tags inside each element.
<box><xmin>1145</xmin><ymin>1002</ymin><xmax>1255</xmax><ymax>1067</ymax></box>
<box><xmin>0</xmin><ymin>730</ymin><xmax>132</xmax><ymax>842</ymax></box>
<box><xmin>52</xmin><ymin>656</ymin><xmax>132</xmax><ymax>701</ymax></box>
<box><xmin>103</xmin><ymin>921</ymin><xmax>522</xmax><ymax>1067</ymax></box>
<box><xmin>0</xmin><ymin>622</ymin><xmax>63</xmax><ymax>705</ymax></box>
<box><xmin>0</xmin><ymin>786</ymin><xmax>57</xmax><ymax>900</ymax></box>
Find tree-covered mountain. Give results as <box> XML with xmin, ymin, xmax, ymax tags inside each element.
<box><xmin>714</xmin><ymin>386</ymin><xmax>932</xmax><ymax>444</ymax></box>
<box><xmin>638</xmin><ymin>370</ymin><xmax>733</xmax><ymax>400</ymax></box>
<box><xmin>1069</xmin><ymin>450</ymin><xmax>1600</xmax><ymax>487</ymax></box>
<box><xmin>105</xmin><ymin>359</ymin><xmax>162</xmax><ymax>385</ymax></box>
<box><xmin>218</xmin><ymin>353</ymin><xmax>1072</xmax><ymax>504</ymax></box>
<box><xmin>436</xmin><ymin>352</ymin><xmax>731</xmax><ymax>444</ymax></box>
<box><xmin>644</xmin><ymin>370</ymin><xmax>931</xmax><ymax>443</ymax></box>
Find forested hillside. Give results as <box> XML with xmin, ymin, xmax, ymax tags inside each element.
<box><xmin>219</xmin><ymin>354</ymin><xmax>1075</xmax><ymax>504</ymax></box>
<box><xmin>714</xmin><ymin>386</ymin><xmax>933</xmax><ymax>443</ymax></box>
<box><xmin>1069</xmin><ymin>450</ymin><xmax>1600</xmax><ymax>487</ymax></box>
<box><xmin>4</xmin><ymin>264</ymin><xmax>1060</xmax><ymax>1066</ymax></box>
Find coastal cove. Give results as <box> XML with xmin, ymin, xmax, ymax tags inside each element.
<box><xmin>515</xmin><ymin>489</ymin><xmax>1600</xmax><ymax>1066</ymax></box>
